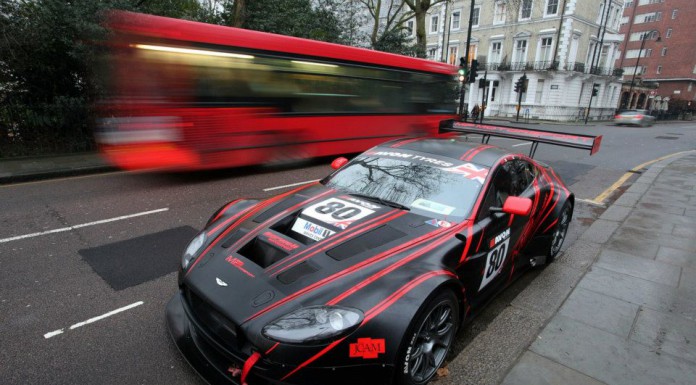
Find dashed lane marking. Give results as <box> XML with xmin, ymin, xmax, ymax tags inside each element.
<box><xmin>43</xmin><ymin>301</ymin><xmax>144</xmax><ymax>339</ymax></box>
<box><xmin>0</xmin><ymin>208</ymin><xmax>169</xmax><ymax>244</ymax></box>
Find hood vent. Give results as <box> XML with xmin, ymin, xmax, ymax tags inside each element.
<box><xmin>327</xmin><ymin>225</ymin><xmax>406</xmax><ymax>261</ymax></box>
<box><xmin>277</xmin><ymin>262</ymin><xmax>317</xmax><ymax>284</ymax></box>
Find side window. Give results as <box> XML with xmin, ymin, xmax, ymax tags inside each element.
<box><xmin>478</xmin><ymin>161</ymin><xmax>515</xmax><ymax>219</ymax></box>
<box><xmin>510</xmin><ymin>160</ymin><xmax>536</xmax><ymax>195</ymax></box>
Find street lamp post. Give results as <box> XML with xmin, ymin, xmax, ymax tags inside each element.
<box><xmin>626</xmin><ymin>30</ymin><xmax>660</xmax><ymax>109</ymax></box>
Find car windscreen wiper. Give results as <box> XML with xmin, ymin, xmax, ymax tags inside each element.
<box><xmin>349</xmin><ymin>193</ymin><xmax>411</xmax><ymax>211</ymax></box>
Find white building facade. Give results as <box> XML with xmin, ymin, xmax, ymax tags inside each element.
<box><xmin>425</xmin><ymin>0</ymin><xmax>625</xmax><ymax>121</ymax></box>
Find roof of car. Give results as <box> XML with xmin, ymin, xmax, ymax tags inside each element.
<box><xmin>379</xmin><ymin>136</ymin><xmax>510</xmax><ymax>167</ymax></box>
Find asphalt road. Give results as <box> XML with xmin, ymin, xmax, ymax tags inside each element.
<box><xmin>1</xmin><ymin>121</ymin><xmax>694</xmax><ymax>385</ymax></box>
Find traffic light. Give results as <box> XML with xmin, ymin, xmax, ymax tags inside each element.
<box><xmin>514</xmin><ymin>78</ymin><xmax>522</xmax><ymax>93</ymax></box>
<box><xmin>458</xmin><ymin>57</ymin><xmax>467</xmax><ymax>82</ymax></box>
<box><xmin>592</xmin><ymin>83</ymin><xmax>599</xmax><ymax>96</ymax></box>
<box><xmin>469</xmin><ymin>59</ymin><xmax>479</xmax><ymax>83</ymax></box>
<box><xmin>521</xmin><ymin>74</ymin><xmax>528</xmax><ymax>93</ymax></box>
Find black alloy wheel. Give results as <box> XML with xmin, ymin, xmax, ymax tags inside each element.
<box><xmin>397</xmin><ymin>290</ymin><xmax>459</xmax><ymax>385</ymax></box>
<box><xmin>548</xmin><ymin>202</ymin><xmax>572</xmax><ymax>262</ymax></box>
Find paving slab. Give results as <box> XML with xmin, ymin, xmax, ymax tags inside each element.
<box><xmin>594</xmin><ymin>249</ymin><xmax>682</xmax><ymax>287</ymax></box>
<box><xmin>557</xmin><ymin>287</ymin><xmax>639</xmax><ymax>338</ymax></box>
<box><xmin>530</xmin><ymin>315</ymin><xmax>696</xmax><ymax>385</ymax></box>
<box><xmin>604</xmin><ymin>226</ymin><xmax>659</xmax><ymax>259</ymax></box>
<box><xmin>612</xmin><ymin>192</ymin><xmax>643</xmax><ymax>207</ymax></box>
<box><xmin>554</xmin><ymin>240</ymin><xmax>601</xmax><ymax>271</ymax></box>
<box><xmin>656</xmin><ymin>246</ymin><xmax>696</xmax><ymax>268</ymax></box>
<box><xmin>500</xmin><ymin>351</ymin><xmax>608</xmax><ymax>385</ymax></box>
<box><xmin>511</xmin><ymin>263</ymin><xmax>584</xmax><ymax>318</ymax></box>
<box><xmin>579</xmin><ymin>219</ymin><xmax>620</xmax><ymax>244</ymax></box>
<box><xmin>630</xmin><ymin>307</ymin><xmax>696</xmax><ymax>363</ymax></box>
<box><xmin>637</xmin><ymin>202</ymin><xmax>685</xmax><ymax>215</ymax></box>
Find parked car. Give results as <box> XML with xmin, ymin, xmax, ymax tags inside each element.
<box><xmin>614</xmin><ymin>109</ymin><xmax>656</xmax><ymax>126</ymax></box>
<box><xmin>166</xmin><ymin>121</ymin><xmax>602</xmax><ymax>385</ymax></box>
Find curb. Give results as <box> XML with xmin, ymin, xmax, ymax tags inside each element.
<box><xmin>0</xmin><ymin>165</ymin><xmax>117</xmax><ymax>184</ymax></box>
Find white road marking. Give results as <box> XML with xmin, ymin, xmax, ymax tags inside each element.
<box><xmin>44</xmin><ymin>301</ymin><xmax>144</xmax><ymax>339</ymax></box>
<box><xmin>43</xmin><ymin>329</ymin><xmax>64</xmax><ymax>339</ymax></box>
<box><xmin>263</xmin><ymin>180</ymin><xmax>320</xmax><ymax>192</ymax></box>
<box><xmin>512</xmin><ymin>142</ymin><xmax>532</xmax><ymax>147</ymax></box>
<box><xmin>0</xmin><ymin>208</ymin><xmax>169</xmax><ymax>244</ymax></box>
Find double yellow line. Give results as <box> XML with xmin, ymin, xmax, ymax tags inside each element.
<box><xmin>588</xmin><ymin>150</ymin><xmax>695</xmax><ymax>205</ymax></box>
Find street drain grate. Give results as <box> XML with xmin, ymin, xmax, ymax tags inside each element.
<box><xmin>655</xmin><ymin>136</ymin><xmax>679</xmax><ymax>140</ymax></box>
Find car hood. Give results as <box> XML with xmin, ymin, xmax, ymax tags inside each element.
<box><xmin>183</xmin><ymin>183</ymin><xmax>458</xmax><ymax>327</ymax></box>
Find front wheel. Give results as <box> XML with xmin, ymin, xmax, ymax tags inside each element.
<box><xmin>548</xmin><ymin>202</ymin><xmax>572</xmax><ymax>262</ymax></box>
<box><xmin>396</xmin><ymin>290</ymin><xmax>459</xmax><ymax>385</ymax></box>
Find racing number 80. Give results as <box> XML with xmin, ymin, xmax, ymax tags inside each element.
<box><xmin>316</xmin><ymin>202</ymin><xmax>361</xmax><ymax>220</ymax></box>
<box><xmin>485</xmin><ymin>242</ymin><xmax>507</xmax><ymax>278</ymax></box>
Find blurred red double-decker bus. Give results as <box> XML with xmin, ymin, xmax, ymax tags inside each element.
<box><xmin>95</xmin><ymin>11</ymin><xmax>457</xmax><ymax>170</ymax></box>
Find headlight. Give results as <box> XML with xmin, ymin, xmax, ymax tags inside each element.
<box><xmin>182</xmin><ymin>232</ymin><xmax>207</xmax><ymax>270</ymax></box>
<box><xmin>262</xmin><ymin>306</ymin><xmax>363</xmax><ymax>344</ymax></box>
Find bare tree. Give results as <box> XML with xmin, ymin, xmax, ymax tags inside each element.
<box><xmin>359</xmin><ymin>0</ymin><xmax>413</xmax><ymax>48</ymax></box>
<box><xmin>402</xmin><ymin>0</ymin><xmax>448</xmax><ymax>57</ymax></box>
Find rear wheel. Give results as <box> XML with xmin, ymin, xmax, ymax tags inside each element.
<box><xmin>548</xmin><ymin>202</ymin><xmax>572</xmax><ymax>262</ymax></box>
<box><xmin>396</xmin><ymin>290</ymin><xmax>459</xmax><ymax>385</ymax></box>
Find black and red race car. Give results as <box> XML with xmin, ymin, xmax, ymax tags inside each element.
<box><xmin>166</xmin><ymin>121</ymin><xmax>602</xmax><ymax>385</ymax></box>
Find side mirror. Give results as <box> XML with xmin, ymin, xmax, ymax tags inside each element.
<box><xmin>331</xmin><ymin>157</ymin><xmax>349</xmax><ymax>170</ymax></box>
<box><xmin>502</xmin><ymin>196</ymin><xmax>532</xmax><ymax>216</ymax></box>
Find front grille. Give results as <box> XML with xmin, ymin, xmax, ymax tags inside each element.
<box><xmin>184</xmin><ymin>288</ymin><xmax>245</xmax><ymax>353</ymax></box>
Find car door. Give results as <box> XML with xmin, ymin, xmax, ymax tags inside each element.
<box><xmin>466</xmin><ymin>160</ymin><xmax>529</xmax><ymax>306</ymax></box>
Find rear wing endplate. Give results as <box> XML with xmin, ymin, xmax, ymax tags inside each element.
<box><xmin>439</xmin><ymin>120</ymin><xmax>602</xmax><ymax>158</ymax></box>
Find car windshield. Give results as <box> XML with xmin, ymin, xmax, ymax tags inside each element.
<box><xmin>322</xmin><ymin>155</ymin><xmax>486</xmax><ymax>221</ymax></box>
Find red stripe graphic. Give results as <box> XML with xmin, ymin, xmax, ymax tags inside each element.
<box><xmin>187</xmin><ymin>183</ymin><xmax>315</xmax><ymax>275</ymax></box>
<box><xmin>245</xmin><ymin>226</ymin><xmax>452</xmax><ymax>323</ymax></box>
<box><xmin>281</xmin><ymin>270</ymin><xmax>455</xmax><ymax>381</ymax></box>
<box><xmin>225</xmin><ymin>189</ymin><xmax>335</xmax><ymax>252</ymax></box>
<box><xmin>390</xmin><ymin>137</ymin><xmax>421</xmax><ymax>148</ymax></box>
<box><xmin>464</xmin><ymin>145</ymin><xmax>495</xmax><ymax>161</ymax></box>
<box><xmin>266</xmin><ymin>209</ymin><xmax>404</xmax><ymax>276</ymax></box>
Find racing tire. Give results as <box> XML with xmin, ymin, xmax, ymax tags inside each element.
<box><xmin>547</xmin><ymin>202</ymin><xmax>572</xmax><ymax>263</ymax></box>
<box><xmin>395</xmin><ymin>290</ymin><xmax>459</xmax><ymax>385</ymax></box>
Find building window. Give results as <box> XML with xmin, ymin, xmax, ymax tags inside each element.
<box><xmin>406</xmin><ymin>20</ymin><xmax>415</xmax><ymax>36</ymax></box>
<box><xmin>428</xmin><ymin>47</ymin><xmax>437</xmax><ymax>60</ymax></box>
<box><xmin>662</xmin><ymin>47</ymin><xmax>668</xmax><ymax>56</ymax></box>
<box><xmin>656</xmin><ymin>12</ymin><xmax>662</xmax><ymax>21</ymax></box>
<box><xmin>520</xmin><ymin>0</ymin><xmax>533</xmax><ymax>20</ymax></box>
<box><xmin>657</xmin><ymin>65</ymin><xmax>662</xmax><ymax>74</ymax></box>
<box><xmin>514</xmin><ymin>40</ymin><xmax>528</xmax><ymax>64</ymax></box>
<box><xmin>666</xmin><ymin>28</ymin><xmax>672</xmax><ymax>38</ymax></box>
<box><xmin>535</xmin><ymin>79</ymin><xmax>545</xmax><ymax>104</ymax></box>
<box><xmin>689</xmin><ymin>83</ymin><xmax>693</xmax><ymax>92</ymax></box>
<box><xmin>539</xmin><ymin>37</ymin><xmax>554</xmax><ymax>64</ymax></box>
<box><xmin>451</xmin><ymin>11</ymin><xmax>461</xmax><ymax>30</ymax></box>
<box><xmin>490</xmin><ymin>41</ymin><xmax>503</xmax><ymax>63</ymax></box>
<box><xmin>672</xmin><ymin>9</ymin><xmax>678</xmax><ymax>19</ymax></box>
<box><xmin>625</xmin><ymin>1</ymin><xmax>633</xmax><ymax>7</ymax></box>
<box><xmin>430</xmin><ymin>15</ymin><xmax>439</xmax><ymax>33</ymax></box>
<box><xmin>646</xmin><ymin>49</ymin><xmax>652</xmax><ymax>57</ymax></box>
<box><xmin>494</xmin><ymin>2</ymin><xmax>506</xmax><ymax>24</ymax></box>
<box><xmin>472</xmin><ymin>7</ymin><xmax>480</xmax><ymax>26</ymax></box>
<box><xmin>545</xmin><ymin>0</ymin><xmax>559</xmax><ymax>16</ymax></box>
<box><xmin>448</xmin><ymin>46</ymin><xmax>458</xmax><ymax>65</ymax></box>
<box><xmin>642</xmin><ymin>66</ymin><xmax>647</xmax><ymax>75</ymax></box>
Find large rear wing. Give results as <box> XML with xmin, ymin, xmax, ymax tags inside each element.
<box><xmin>439</xmin><ymin>120</ymin><xmax>602</xmax><ymax>158</ymax></box>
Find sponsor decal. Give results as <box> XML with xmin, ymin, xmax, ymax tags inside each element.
<box><xmin>349</xmin><ymin>338</ymin><xmax>385</xmax><ymax>359</ymax></box>
<box><xmin>411</xmin><ymin>198</ymin><xmax>456</xmax><ymax>215</ymax></box>
<box><xmin>291</xmin><ymin>218</ymin><xmax>336</xmax><ymax>241</ymax></box>
<box><xmin>341</xmin><ymin>196</ymin><xmax>381</xmax><ymax>210</ymax></box>
<box><xmin>216</xmin><ymin>277</ymin><xmax>228</xmax><ymax>287</ymax></box>
<box><xmin>442</xmin><ymin>163</ymin><xmax>489</xmax><ymax>184</ymax></box>
<box><xmin>302</xmin><ymin>197</ymin><xmax>375</xmax><ymax>229</ymax></box>
<box><xmin>363</xmin><ymin>152</ymin><xmax>454</xmax><ymax>167</ymax></box>
<box><xmin>425</xmin><ymin>219</ymin><xmax>454</xmax><ymax>228</ymax></box>
<box><xmin>227</xmin><ymin>364</ymin><xmax>241</xmax><ymax>378</ymax></box>
<box><xmin>263</xmin><ymin>231</ymin><xmax>300</xmax><ymax>252</ymax></box>
<box><xmin>479</xmin><ymin>229</ymin><xmax>511</xmax><ymax>291</ymax></box>
<box><xmin>225</xmin><ymin>256</ymin><xmax>255</xmax><ymax>278</ymax></box>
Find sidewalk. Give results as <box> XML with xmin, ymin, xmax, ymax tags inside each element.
<box><xmin>500</xmin><ymin>152</ymin><xmax>696</xmax><ymax>385</ymax></box>
<box><xmin>0</xmin><ymin>152</ymin><xmax>113</xmax><ymax>184</ymax></box>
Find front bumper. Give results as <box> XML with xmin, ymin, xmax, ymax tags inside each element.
<box><xmin>165</xmin><ymin>292</ymin><xmax>394</xmax><ymax>385</ymax></box>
